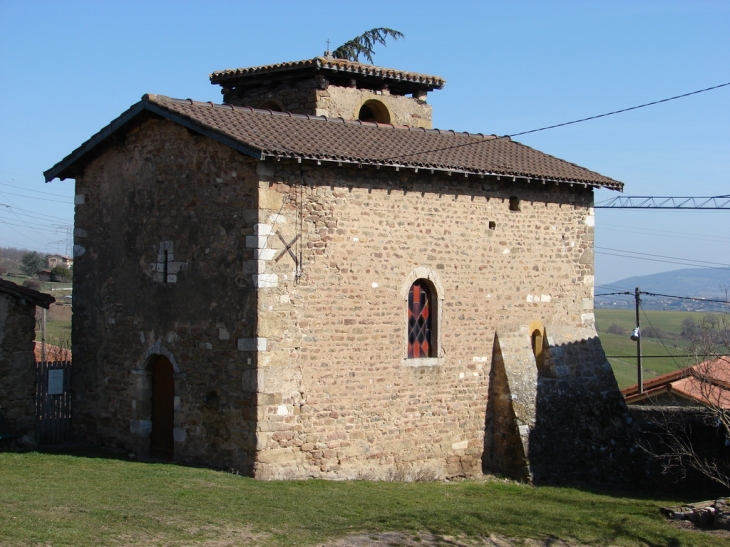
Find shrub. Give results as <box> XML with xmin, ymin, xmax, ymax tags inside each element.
<box><xmin>606</xmin><ymin>323</ymin><xmax>626</xmax><ymax>335</ymax></box>
<box><xmin>50</xmin><ymin>266</ymin><xmax>71</xmax><ymax>282</ymax></box>
<box><xmin>23</xmin><ymin>279</ymin><xmax>41</xmax><ymax>291</ymax></box>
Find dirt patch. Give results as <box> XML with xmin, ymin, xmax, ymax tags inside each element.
<box><xmin>321</xmin><ymin>531</ymin><xmax>594</xmax><ymax>547</ymax></box>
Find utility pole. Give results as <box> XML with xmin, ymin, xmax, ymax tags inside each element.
<box><xmin>634</xmin><ymin>287</ymin><xmax>642</xmax><ymax>393</ymax></box>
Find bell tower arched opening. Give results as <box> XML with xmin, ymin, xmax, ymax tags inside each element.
<box><xmin>358</xmin><ymin>99</ymin><xmax>391</xmax><ymax>123</ymax></box>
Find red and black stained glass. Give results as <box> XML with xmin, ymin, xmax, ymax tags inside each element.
<box><xmin>408</xmin><ymin>280</ymin><xmax>432</xmax><ymax>358</ymax></box>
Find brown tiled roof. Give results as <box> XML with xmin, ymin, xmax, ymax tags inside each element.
<box><xmin>210</xmin><ymin>57</ymin><xmax>445</xmax><ymax>90</ymax></box>
<box><xmin>45</xmin><ymin>94</ymin><xmax>623</xmax><ymax>190</ymax></box>
<box><xmin>622</xmin><ymin>357</ymin><xmax>730</xmax><ymax>408</ymax></box>
<box><xmin>0</xmin><ymin>279</ymin><xmax>55</xmax><ymax>309</ymax></box>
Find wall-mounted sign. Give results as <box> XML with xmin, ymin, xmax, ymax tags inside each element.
<box><xmin>48</xmin><ymin>369</ymin><xmax>64</xmax><ymax>395</ymax></box>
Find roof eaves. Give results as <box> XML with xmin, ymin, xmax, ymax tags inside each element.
<box><xmin>0</xmin><ymin>280</ymin><xmax>55</xmax><ymax>309</ymax></box>
<box><xmin>44</xmin><ymin>101</ymin><xmax>148</xmax><ymax>182</ymax></box>
<box><xmin>258</xmin><ymin>152</ymin><xmax>620</xmax><ymax>189</ymax></box>
<box><xmin>44</xmin><ymin>95</ymin><xmax>266</xmax><ymax>183</ymax></box>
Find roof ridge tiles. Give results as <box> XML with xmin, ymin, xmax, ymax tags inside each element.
<box><xmin>146</xmin><ymin>94</ymin><xmax>505</xmax><ymax>138</ymax></box>
<box><xmin>209</xmin><ymin>57</ymin><xmax>446</xmax><ymax>88</ymax></box>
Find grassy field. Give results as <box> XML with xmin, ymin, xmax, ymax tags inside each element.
<box><xmin>595</xmin><ymin>309</ymin><xmax>716</xmax><ymax>336</ymax></box>
<box><xmin>0</xmin><ymin>449</ymin><xmax>724</xmax><ymax>547</ymax></box>
<box><xmin>595</xmin><ymin>309</ymin><xmax>714</xmax><ymax>389</ymax></box>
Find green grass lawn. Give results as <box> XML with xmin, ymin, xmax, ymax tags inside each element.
<box><xmin>0</xmin><ymin>449</ymin><xmax>724</xmax><ymax>547</ymax></box>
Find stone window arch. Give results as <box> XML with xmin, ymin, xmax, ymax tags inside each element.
<box><xmin>401</xmin><ymin>268</ymin><xmax>444</xmax><ymax>365</ymax></box>
<box><xmin>358</xmin><ymin>99</ymin><xmax>391</xmax><ymax>124</ymax></box>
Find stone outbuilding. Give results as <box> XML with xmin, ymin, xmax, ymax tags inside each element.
<box><xmin>44</xmin><ymin>56</ymin><xmax>633</xmax><ymax>482</ymax></box>
<box><xmin>0</xmin><ymin>279</ymin><xmax>55</xmax><ymax>438</ymax></box>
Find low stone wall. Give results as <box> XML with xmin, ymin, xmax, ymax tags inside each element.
<box><xmin>629</xmin><ymin>405</ymin><xmax>730</xmax><ymax>494</ymax></box>
<box><xmin>0</xmin><ymin>293</ymin><xmax>37</xmax><ymax>436</ymax></box>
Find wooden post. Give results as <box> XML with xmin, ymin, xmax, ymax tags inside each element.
<box><xmin>635</xmin><ymin>287</ymin><xmax>643</xmax><ymax>394</ymax></box>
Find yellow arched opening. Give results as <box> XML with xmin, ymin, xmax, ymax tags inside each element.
<box><xmin>528</xmin><ymin>321</ymin><xmax>547</xmax><ymax>371</ymax></box>
<box><xmin>259</xmin><ymin>99</ymin><xmax>283</xmax><ymax>112</ymax></box>
<box><xmin>358</xmin><ymin>99</ymin><xmax>391</xmax><ymax>124</ymax></box>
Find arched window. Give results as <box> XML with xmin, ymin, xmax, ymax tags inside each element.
<box><xmin>408</xmin><ymin>280</ymin><xmax>433</xmax><ymax>358</ymax></box>
<box><xmin>531</xmin><ymin>328</ymin><xmax>545</xmax><ymax>370</ymax></box>
<box><xmin>529</xmin><ymin>321</ymin><xmax>549</xmax><ymax>374</ymax></box>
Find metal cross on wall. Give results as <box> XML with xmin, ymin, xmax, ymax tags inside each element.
<box><xmin>275</xmin><ymin>231</ymin><xmax>300</xmax><ymax>267</ymax></box>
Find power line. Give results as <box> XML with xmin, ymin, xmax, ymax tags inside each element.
<box><xmin>511</xmin><ymin>82</ymin><xmax>730</xmax><ymax>137</ymax></box>
<box><xmin>640</xmin><ymin>303</ymin><xmax>681</xmax><ymax>369</ymax></box>
<box><xmin>595</xmin><ymin>246</ymin><xmax>730</xmax><ymax>268</ymax></box>
<box><xmin>0</xmin><ymin>180</ymin><xmax>72</xmax><ymax>199</ymax></box>
<box><xmin>641</xmin><ymin>291</ymin><xmax>730</xmax><ymax>305</ymax></box>
<box><xmin>0</xmin><ymin>190</ymin><xmax>72</xmax><ymax>205</ymax></box>
<box><xmin>595</xmin><ymin>250</ymin><xmax>730</xmax><ymax>270</ymax></box>
<box><xmin>380</xmin><ymin>81</ymin><xmax>730</xmax><ymax>161</ymax></box>
<box><xmin>599</xmin><ymin>224</ymin><xmax>730</xmax><ymax>244</ymax></box>
<box><xmin>596</xmin><ymin>290</ymin><xmax>728</xmax><ymax>304</ymax></box>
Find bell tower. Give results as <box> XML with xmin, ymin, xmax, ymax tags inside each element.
<box><xmin>210</xmin><ymin>56</ymin><xmax>445</xmax><ymax>128</ymax></box>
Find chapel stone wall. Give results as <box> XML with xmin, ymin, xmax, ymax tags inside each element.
<box><xmin>69</xmin><ymin>120</ymin><xmax>626</xmax><ymax>482</ymax></box>
<box><xmin>0</xmin><ymin>293</ymin><xmax>37</xmax><ymax>436</ymax></box>
<box><xmin>72</xmin><ymin>119</ymin><xmax>261</xmax><ymax>472</ymax></box>
<box><xmin>249</xmin><ymin>159</ymin><xmax>599</xmax><ymax>480</ymax></box>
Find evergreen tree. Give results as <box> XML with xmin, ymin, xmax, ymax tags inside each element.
<box><xmin>332</xmin><ymin>28</ymin><xmax>404</xmax><ymax>64</ymax></box>
<box><xmin>20</xmin><ymin>251</ymin><xmax>45</xmax><ymax>277</ymax></box>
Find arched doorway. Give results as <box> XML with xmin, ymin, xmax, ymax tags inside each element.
<box><xmin>150</xmin><ymin>355</ymin><xmax>175</xmax><ymax>460</ymax></box>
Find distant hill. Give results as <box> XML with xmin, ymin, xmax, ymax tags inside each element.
<box><xmin>597</xmin><ymin>268</ymin><xmax>730</xmax><ymax>311</ymax></box>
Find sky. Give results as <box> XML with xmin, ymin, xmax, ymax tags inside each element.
<box><xmin>0</xmin><ymin>0</ymin><xmax>728</xmax><ymax>290</ymax></box>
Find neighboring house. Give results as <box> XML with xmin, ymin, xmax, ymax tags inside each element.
<box><xmin>622</xmin><ymin>357</ymin><xmax>730</xmax><ymax>409</ymax></box>
<box><xmin>0</xmin><ymin>279</ymin><xmax>55</xmax><ymax>438</ymax></box>
<box><xmin>37</xmin><ymin>270</ymin><xmax>52</xmax><ymax>282</ymax></box>
<box><xmin>44</xmin><ymin>56</ymin><xmax>633</xmax><ymax>483</ymax></box>
<box><xmin>46</xmin><ymin>255</ymin><xmax>73</xmax><ymax>269</ymax></box>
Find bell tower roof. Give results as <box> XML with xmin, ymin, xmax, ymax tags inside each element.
<box><xmin>210</xmin><ymin>57</ymin><xmax>445</xmax><ymax>96</ymax></box>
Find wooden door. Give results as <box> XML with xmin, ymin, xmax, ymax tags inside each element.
<box><xmin>150</xmin><ymin>356</ymin><xmax>174</xmax><ymax>460</ymax></box>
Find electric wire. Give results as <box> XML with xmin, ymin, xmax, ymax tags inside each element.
<box><xmin>0</xmin><ymin>181</ymin><xmax>73</xmax><ymax>199</ymax></box>
<box><xmin>379</xmin><ymin>81</ymin><xmax>730</xmax><ymax>161</ymax></box>
<box><xmin>595</xmin><ymin>250</ymin><xmax>730</xmax><ymax>270</ymax></box>
<box><xmin>640</xmin><ymin>302</ymin><xmax>682</xmax><ymax>370</ymax></box>
<box><xmin>595</xmin><ymin>246</ymin><xmax>730</xmax><ymax>268</ymax></box>
<box><xmin>0</xmin><ymin>190</ymin><xmax>72</xmax><ymax>204</ymax></box>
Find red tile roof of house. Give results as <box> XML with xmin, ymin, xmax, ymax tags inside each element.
<box><xmin>622</xmin><ymin>357</ymin><xmax>730</xmax><ymax>409</ymax></box>
<box><xmin>45</xmin><ymin>94</ymin><xmax>624</xmax><ymax>191</ymax></box>
<box><xmin>34</xmin><ymin>341</ymin><xmax>72</xmax><ymax>363</ymax></box>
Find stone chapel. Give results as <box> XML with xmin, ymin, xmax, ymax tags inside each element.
<box><xmin>45</xmin><ymin>56</ymin><xmax>634</xmax><ymax>482</ymax></box>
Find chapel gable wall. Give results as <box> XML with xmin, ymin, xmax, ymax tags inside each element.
<box><xmin>71</xmin><ymin>119</ymin><xmax>261</xmax><ymax>471</ymax></box>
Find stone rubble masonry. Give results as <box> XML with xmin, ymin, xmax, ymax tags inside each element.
<box><xmin>0</xmin><ymin>293</ymin><xmax>37</xmax><ymax>436</ymax></box>
<box><xmin>223</xmin><ymin>77</ymin><xmax>433</xmax><ymax>128</ymax></box>
<box><xmin>70</xmin><ymin>116</ymin><xmax>631</xmax><ymax>482</ymax></box>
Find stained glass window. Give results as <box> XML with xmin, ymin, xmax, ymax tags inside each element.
<box><xmin>408</xmin><ymin>280</ymin><xmax>433</xmax><ymax>358</ymax></box>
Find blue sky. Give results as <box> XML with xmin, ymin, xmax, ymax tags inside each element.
<box><xmin>0</xmin><ymin>0</ymin><xmax>728</xmax><ymax>288</ymax></box>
